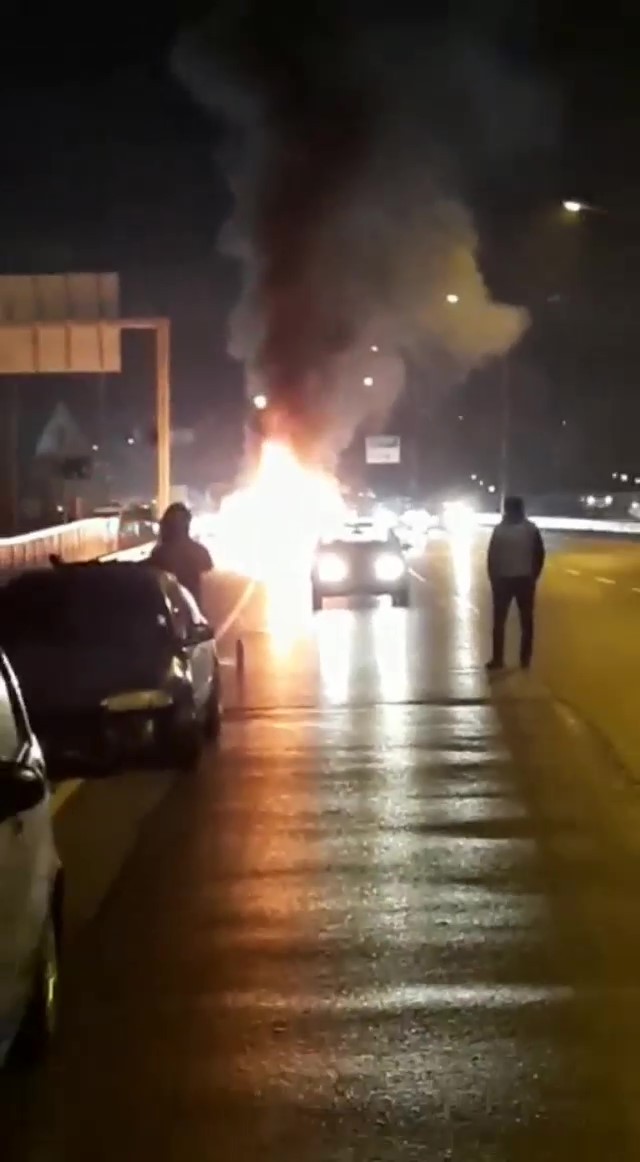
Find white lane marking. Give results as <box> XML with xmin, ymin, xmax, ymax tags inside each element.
<box><xmin>223</xmin><ymin>982</ymin><xmax>571</xmax><ymax>1012</ymax></box>
<box><xmin>409</xmin><ymin>568</ymin><xmax>426</xmax><ymax>583</ymax></box>
<box><xmin>595</xmin><ymin>576</ymin><xmax>615</xmax><ymax>585</ymax></box>
<box><xmin>214</xmin><ymin>580</ymin><xmax>256</xmax><ymax>643</ymax></box>
<box><xmin>51</xmin><ymin>778</ymin><xmax>83</xmax><ymax>816</ymax></box>
<box><xmin>565</xmin><ymin>568</ymin><xmax>581</xmax><ymax>576</ymax></box>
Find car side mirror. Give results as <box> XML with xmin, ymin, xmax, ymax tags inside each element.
<box><xmin>188</xmin><ymin>623</ymin><xmax>214</xmax><ymax>646</ymax></box>
<box><xmin>0</xmin><ymin>765</ymin><xmax>45</xmax><ymax>824</ymax></box>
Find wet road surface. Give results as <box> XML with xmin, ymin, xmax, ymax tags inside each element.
<box><xmin>4</xmin><ymin>531</ymin><xmax>640</xmax><ymax>1158</ymax></box>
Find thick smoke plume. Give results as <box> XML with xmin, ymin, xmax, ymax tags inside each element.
<box><xmin>174</xmin><ymin>2</ymin><xmax>530</xmax><ymax>459</ymax></box>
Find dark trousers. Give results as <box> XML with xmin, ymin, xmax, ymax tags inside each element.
<box><xmin>491</xmin><ymin>576</ymin><xmax>536</xmax><ymax>666</ymax></box>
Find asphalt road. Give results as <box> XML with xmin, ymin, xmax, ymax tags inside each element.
<box><xmin>5</xmin><ymin>530</ymin><xmax>640</xmax><ymax>1159</ymax></box>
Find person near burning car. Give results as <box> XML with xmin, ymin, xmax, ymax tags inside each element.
<box><xmin>149</xmin><ymin>503</ymin><xmax>213</xmax><ymax>607</ymax></box>
<box><xmin>486</xmin><ymin>495</ymin><xmax>545</xmax><ymax>671</ymax></box>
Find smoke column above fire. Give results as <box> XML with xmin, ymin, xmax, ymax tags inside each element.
<box><xmin>173</xmin><ymin>2</ymin><xmax>530</xmax><ymax>459</ymax></box>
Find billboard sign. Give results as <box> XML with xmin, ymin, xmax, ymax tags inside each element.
<box><xmin>0</xmin><ymin>272</ymin><xmax>121</xmax><ymax>373</ymax></box>
<box><xmin>365</xmin><ymin>435</ymin><xmax>401</xmax><ymax>465</ymax></box>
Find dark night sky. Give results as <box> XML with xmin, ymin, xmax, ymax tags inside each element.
<box><xmin>1</xmin><ymin>2</ymin><xmax>639</xmax><ymax>492</ymax></box>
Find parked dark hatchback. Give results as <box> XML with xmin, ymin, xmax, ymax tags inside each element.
<box><xmin>0</xmin><ymin>562</ymin><xmax>221</xmax><ymax>772</ymax></box>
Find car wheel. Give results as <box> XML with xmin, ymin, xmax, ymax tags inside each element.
<box><xmin>10</xmin><ymin>906</ymin><xmax>60</xmax><ymax>1067</ymax></box>
<box><xmin>392</xmin><ymin>587</ymin><xmax>410</xmax><ymax>608</ymax></box>
<box><xmin>312</xmin><ymin>589</ymin><xmax>323</xmax><ymax>612</ymax></box>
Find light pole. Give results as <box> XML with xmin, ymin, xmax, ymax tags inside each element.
<box><xmin>499</xmin><ymin>355</ymin><xmax>510</xmax><ymax>508</ymax></box>
<box><xmin>496</xmin><ymin>199</ymin><xmax>595</xmax><ymax>505</ymax></box>
<box><xmin>562</xmin><ymin>199</ymin><xmax>605</xmax><ymax>216</ymax></box>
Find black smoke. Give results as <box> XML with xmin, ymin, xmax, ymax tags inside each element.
<box><xmin>174</xmin><ymin>2</ymin><xmax>542</xmax><ymax>458</ymax></box>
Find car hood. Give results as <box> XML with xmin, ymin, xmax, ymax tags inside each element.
<box><xmin>5</xmin><ymin>640</ymin><xmax>174</xmax><ymax>715</ymax></box>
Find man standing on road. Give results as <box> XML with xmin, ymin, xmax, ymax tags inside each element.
<box><xmin>486</xmin><ymin>495</ymin><xmax>545</xmax><ymax>672</ymax></box>
<box><xmin>149</xmin><ymin>502</ymin><xmax>213</xmax><ymax>608</ymax></box>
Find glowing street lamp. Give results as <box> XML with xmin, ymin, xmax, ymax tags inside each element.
<box><xmin>252</xmin><ymin>393</ymin><xmax>268</xmax><ymax>411</ymax></box>
<box><xmin>370</xmin><ymin>344</ymin><xmax>379</xmax><ymax>353</ymax></box>
<box><xmin>363</xmin><ymin>376</ymin><xmax>374</xmax><ymax>387</ymax></box>
<box><xmin>446</xmin><ymin>293</ymin><xmax>459</xmax><ymax>304</ymax></box>
<box><xmin>562</xmin><ymin>200</ymin><xmax>584</xmax><ymax>214</ymax></box>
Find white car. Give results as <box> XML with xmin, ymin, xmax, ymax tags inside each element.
<box><xmin>0</xmin><ymin>649</ymin><xmax>62</xmax><ymax>1066</ymax></box>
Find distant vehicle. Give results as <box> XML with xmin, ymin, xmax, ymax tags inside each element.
<box><xmin>92</xmin><ymin>502</ymin><xmax>158</xmax><ymax>545</ymax></box>
<box><xmin>338</xmin><ymin>518</ymin><xmax>395</xmax><ymax>542</ymax></box>
<box><xmin>311</xmin><ymin>535</ymin><xmax>410</xmax><ymax>610</ymax></box>
<box><xmin>394</xmin><ymin>506</ymin><xmax>435</xmax><ymax>550</ymax></box>
<box><xmin>92</xmin><ymin>503</ymin><xmax>122</xmax><ymax>519</ymax></box>
<box><xmin>119</xmin><ymin>502</ymin><xmax>158</xmax><ymax>544</ymax></box>
<box><xmin>0</xmin><ymin>562</ymin><xmax>221</xmax><ymax>773</ymax></box>
<box><xmin>0</xmin><ymin>648</ymin><xmax>62</xmax><ymax>1066</ymax></box>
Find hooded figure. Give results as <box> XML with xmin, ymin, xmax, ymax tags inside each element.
<box><xmin>486</xmin><ymin>495</ymin><xmax>545</xmax><ymax>671</ymax></box>
<box><xmin>149</xmin><ymin>503</ymin><xmax>213</xmax><ymax>607</ymax></box>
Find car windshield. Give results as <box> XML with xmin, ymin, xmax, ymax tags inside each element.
<box><xmin>323</xmin><ymin>539</ymin><xmax>391</xmax><ymax>556</ymax></box>
<box><xmin>0</xmin><ymin>568</ymin><xmax>171</xmax><ymax>647</ymax></box>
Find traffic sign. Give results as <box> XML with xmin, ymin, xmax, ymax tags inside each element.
<box><xmin>365</xmin><ymin>435</ymin><xmax>401</xmax><ymax>464</ymax></box>
<box><xmin>0</xmin><ymin>272</ymin><xmax>120</xmax><ymax>373</ymax></box>
<box><xmin>35</xmin><ymin>403</ymin><xmax>92</xmax><ymax>459</ymax></box>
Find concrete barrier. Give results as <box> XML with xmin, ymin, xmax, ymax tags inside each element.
<box><xmin>3</xmin><ymin>508</ymin><xmax>639</xmax><ymax>582</ymax></box>
<box><xmin>476</xmin><ymin>513</ymin><xmax>640</xmax><ymax>535</ymax></box>
<box><xmin>101</xmin><ymin>543</ymin><xmax>153</xmax><ymax>562</ymax></box>
<box><xmin>0</xmin><ymin>517</ymin><xmax>121</xmax><ymax>575</ymax></box>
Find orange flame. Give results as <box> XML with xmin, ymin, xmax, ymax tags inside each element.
<box><xmin>216</xmin><ymin>439</ymin><xmax>347</xmax><ymax>582</ymax></box>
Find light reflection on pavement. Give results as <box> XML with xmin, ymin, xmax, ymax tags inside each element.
<box><xmin>4</xmin><ymin>532</ymin><xmax>640</xmax><ymax>1159</ymax></box>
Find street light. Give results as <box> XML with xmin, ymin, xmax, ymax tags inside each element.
<box><xmin>446</xmin><ymin>293</ymin><xmax>459</xmax><ymax>304</ymax></box>
<box><xmin>363</xmin><ymin>376</ymin><xmax>374</xmax><ymax>387</ymax></box>
<box><xmin>252</xmin><ymin>393</ymin><xmax>268</xmax><ymax>410</ymax></box>
<box><xmin>562</xmin><ymin>199</ymin><xmax>604</xmax><ymax>216</ymax></box>
<box><xmin>370</xmin><ymin>344</ymin><xmax>379</xmax><ymax>353</ymax></box>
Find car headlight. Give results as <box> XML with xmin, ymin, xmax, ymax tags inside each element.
<box><xmin>101</xmin><ymin>690</ymin><xmax>173</xmax><ymax>713</ymax></box>
<box><xmin>317</xmin><ymin>552</ymin><xmax>349</xmax><ymax>583</ymax></box>
<box><xmin>374</xmin><ymin>553</ymin><xmax>406</xmax><ymax>583</ymax></box>
<box><xmin>442</xmin><ymin>501</ymin><xmax>476</xmax><ymax>534</ymax></box>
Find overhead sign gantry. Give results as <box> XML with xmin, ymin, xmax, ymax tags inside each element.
<box><xmin>0</xmin><ymin>273</ymin><xmax>171</xmax><ymax>520</ymax></box>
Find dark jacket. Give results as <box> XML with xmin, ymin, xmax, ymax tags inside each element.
<box><xmin>149</xmin><ymin>537</ymin><xmax>213</xmax><ymax>606</ymax></box>
<box><xmin>487</xmin><ymin>518</ymin><xmax>545</xmax><ymax>583</ymax></box>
